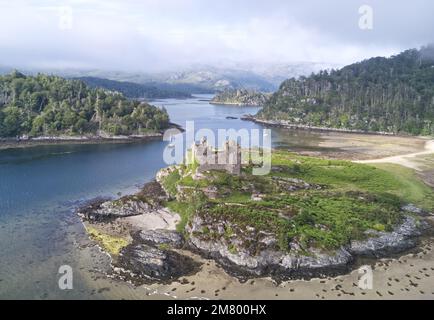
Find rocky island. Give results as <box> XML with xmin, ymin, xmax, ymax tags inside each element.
<box><xmin>210</xmin><ymin>89</ymin><xmax>270</xmax><ymax>106</ymax></box>
<box><xmin>77</xmin><ymin>141</ymin><xmax>433</xmax><ymax>284</ymax></box>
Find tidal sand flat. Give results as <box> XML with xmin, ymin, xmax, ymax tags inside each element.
<box><xmin>145</xmin><ymin>235</ymin><xmax>434</xmax><ymax>300</ymax></box>
<box><xmin>275</xmin><ymin>129</ymin><xmax>429</xmax><ymax>161</ymax></box>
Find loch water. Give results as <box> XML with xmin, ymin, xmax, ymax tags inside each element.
<box><xmin>0</xmin><ymin>95</ymin><xmax>324</xmax><ymax>299</ymax></box>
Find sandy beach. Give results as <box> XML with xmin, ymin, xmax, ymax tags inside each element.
<box><xmin>355</xmin><ymin>140</ymin><xmax>434</xmax><ymax>170</ymax></box>
<box><xmin>294</xmin><ymin>131</ymin><xmax>429</xmax><ymax>161</ymax></box>
<box><xmin>144</xmin><ymin>229</ymin><xmax>434</xmax><ymax>300</ymax></box>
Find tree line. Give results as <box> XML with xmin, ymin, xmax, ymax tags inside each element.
<box><xmin>0</xmin><ymin>71</ymin><xmax>170</xmax><ymax>138</ymax></box>
<box><xmin>76</xmin><ymin>76</ymin><xmax>192</xmax><ymax>99</ymax></box>
<box><xmin>258</xmin><ymin>45</ymin><xmax>434</xmax><ymax>135</ymax></box>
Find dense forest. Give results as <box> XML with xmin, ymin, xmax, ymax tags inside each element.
<box><xmin>258</xmin><ymin>46</ymin><xmax>434</xmax><ymax>135</ymax></box>
<box><xmin>76</xmin><ymin>76</ymin><xmax>192</xmax><ymax>99</ymax></box>
<box><xmin>0</xmin><ymin>71</ymin><xmax>170</xmax><ymax>138</ymax></box>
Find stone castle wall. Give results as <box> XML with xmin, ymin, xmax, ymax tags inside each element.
<box><xmin>192</xmin><ymin>139</ymin><xmax>241</xmax><ymax>175</ymax></box>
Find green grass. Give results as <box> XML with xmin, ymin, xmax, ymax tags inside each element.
<box><xmin>166</xmin><ymin>201</ymin><xmax>192</xmax><ymax>233</ymax></box>
<box><xmin>166</xmin><ymin>193</ymin><xmax>207</xmax><ymax>233</ymax></box>
<box><xmin>215</xmin><ymin>192</ymin><xmax>252</xmax><ymax>203</ymax></box>
<box><xmin>161</xmin><ymin>169</ymin><xmax>181</xmax><ymax>197</ymax></box>
<box><xmin>271</xmin><ymin>151</ymin><xmax>434</xmax><ymax>209</ymax></box>
<box><xmin>369</xmin><ymin>163</ymin><xmax>434</xmax><ymax>210</ymax></box>
<box><xmin>178</xmin><ymin>174</ymin><xmax>210</xmax><ymax>188</ymax></box>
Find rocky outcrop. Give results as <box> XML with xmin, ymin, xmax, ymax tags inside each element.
<box><xmin>189</xmin><ymin>236</ymin><xmax>353</xmax><ymax>280</ymax></box>
<box><xmin>77</xmin><ymin>181</ymin><xmax>169</xmax><ymax>222</ymax></box>
<box><xmin>402</xmin><ymin>203</ymin><xmax>431</xmax><ymax>216</ymax></box>
<box><xmin>134</xmin><ymin>229</ymin><xmax>185</xmax><ymax>249</ymax></box>
<box><xmin>78</xmin><ymin>198</ymin><xmax>155</xmax><ymax>222</ymax></box>
<box><xmin>186</xmin><ymin>212</ymin><xmax>427</xmax><ymax>281</ymax></box>
<box><xmin>115</xmin><ymin>244</ymin><xmax>199</xmax><ymax>284</ymax></box>
<box><xmin>186</xmin><ymin>214</ymin><xmax>352</xmax><ymax>280</ymax></box>
<box><xmin>349</xmin><ymin>216</ymin><xmax>426</xmax><ymax>257</ymax></box>
<box><xmin>271</xmin><ymin>176</ymin><xmax>323</xmax><ymax>192</ymax></box>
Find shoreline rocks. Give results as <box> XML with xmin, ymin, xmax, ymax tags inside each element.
<box><xmin>115</xmin><ymin>243</ymin><xmax>200</xmax><ymax>285</ymax></box>
<box><xmin>0</xmin><ymin>123</ymin><xmax>184</xmax><ymax>151</ymax></box>
<box><xmin>78</xmin><ymin>180</ymin><xmax>431</xmax><ymax>284</ymax></box>
<box><xmin>77</xmin><ymin>181</ymin><xmax>168</xmax><ymax>222</ymax></box>
<box><xmin>349</xmin><ymin>216</ymin><xmax>427</xmax><ymax>258</ymax></box>
<box><xmin>133</xmin><ymin>229</ymin><xmax>185</xmax><ymax>249</ymax></box>
<box><xmin>185</xmin><ymin>213</ymin><xmax>428</xmax><ymax>282</ymax></box>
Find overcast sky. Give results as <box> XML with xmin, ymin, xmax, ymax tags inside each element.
<box><xmin>0</xmin><ymin>0</ymin><xmax>432</xmax><ymax>72</ymax></box>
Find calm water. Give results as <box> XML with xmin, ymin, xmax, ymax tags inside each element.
<box><xmin>0</xmin><ymin>95</ymin><xmax>324</xmax><ymax>299</ymax></box>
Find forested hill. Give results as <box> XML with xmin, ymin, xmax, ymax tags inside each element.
<box><xmin>210</xmin><ymin>89</ymin><xmax>270</xmax><ymax>106</ymax></box>
<box><xmin>0</xmin><ymin>71</ymin><xmax>170</xmax><ymax>138</ymax></box>
<box><xmin>76</xmin><ymin>76</ymin><xmax>192</xmax><ymax>99</ymax></box>
<box><xmin>257</xmin><ymin>46</ymin><xmax>434</xmax><ymax>135</ymax></box>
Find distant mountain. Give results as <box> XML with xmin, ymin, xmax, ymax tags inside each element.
<box><xmin>76</xmin><ymin>77</ymin><xmax>192</xmax><ymax>99</ymax></box>
<box><xmin>154</xmin><ymin>67</ymin><xmax>276</xmax><ymax>92</ymax></box>
<box><xmin>210</xmin><ymin>89</ymin><xmax>270</xmax><ymax>106</ymax></box>
<box><xmin>0</xmin><ymin>62</ymin><xmax>338</xmax><ymax>94</ymax></box>
<box><xmin>258</xmin><ymin>46</ymin><xmax>434</xmax><ymax>135</ymax></box>
<box><xmin>71</xmin><ymin>67</ymin><xmax>277</xmax><ymax>92</ymax></box>
<box><xmin>145</xmin><ymin>63</ymin><xmax>337</xmax><ymax>92</ymax></box>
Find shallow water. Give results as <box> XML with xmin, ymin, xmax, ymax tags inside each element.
<box><xmin>0</xmin><ymin>94</ymin><xmax>325</xmax><ymax>299</ymax></box>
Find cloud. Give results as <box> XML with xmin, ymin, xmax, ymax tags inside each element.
<box><xmin>0</xmin><ymin>0</ymin><xmax>432</xmax><ymax>72</ymax></box>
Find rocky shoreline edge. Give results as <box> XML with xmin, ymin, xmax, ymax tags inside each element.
<box><xmin>76</xmin><ymin>176</ymin><xmax>433</xmax><ymax>286</ymax></box>
<box><xmin>241</xmin><ymin>114</ymin><xmax>398</xmax><ymax>136</ymax></box>
<box><xmin>0</xmin><ymin>123</ymin><xmax>184</xmax><ymax>150</ymax></box>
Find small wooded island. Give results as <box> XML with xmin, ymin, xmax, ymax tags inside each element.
<box><xmin>77</xmin><ymin>142</ymin><xmax>432</xmax><ymax>284</ymax></box>
<box><xmin>0</xmin><ymin>71</ymin><xmax>170</xmax><ymax>144</ymax></box>
<box><xmin>210</xmin><ymin>89</ymin><xmax>270</xmax><ymax>106</ymax></box>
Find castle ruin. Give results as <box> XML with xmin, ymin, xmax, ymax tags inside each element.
<box><xmin>191</xmin><ymin>137</ymin><xmax>241</xmax><ymax>175</ymax></box>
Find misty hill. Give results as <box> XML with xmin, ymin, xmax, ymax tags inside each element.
<box><xmin>210</xmin><ymin>89</ymin><xmax>270</xmax><ymax>106</ymax></box>
<box><xmin>142</xmin><ymin>64</ymin><xmax>336</xmax><ymax>92</ymax></box>
<box><xmin>258</xmin><ymin>46</ymin><xmax>434</xmax><ymax>135</ymax></box>
<box><xmin>1</xmin><ymin>63</ymin><xmax>336</xmax><ymax>94</ymax></box>
<box><xmin>76</xmin><ymin>77</ymin><xmax>192</xmax><ymax>99</ymax></box>
<box><xmin>158</xmin><ymin>67</ymin><xmax>276</xmax><ymax>92</ymax></box>
<box><xmin>0</xmin><ymin>71</ymin><xmax>169</xmax><ymax>138</ymax></box>
<box><xmin>71</xmin><ymin>68</ymin><xmax>277</xmax><ymax>92</ymax></box>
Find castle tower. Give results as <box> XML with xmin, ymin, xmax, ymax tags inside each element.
<box><xmin>193</xmin><ymin>137</ymin><xmax>241</xmax><ymax>175</ymax></box>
